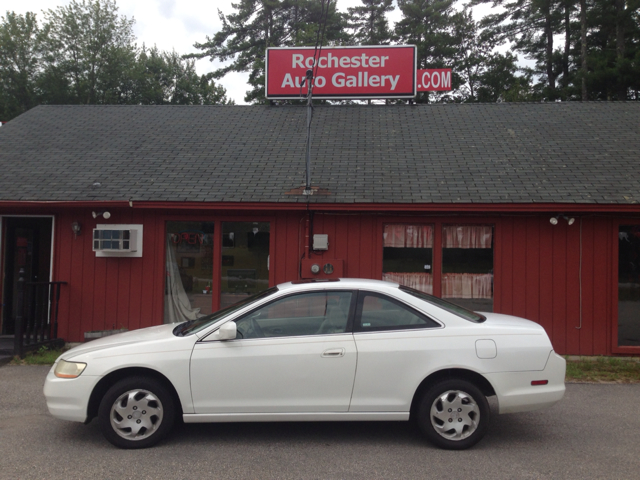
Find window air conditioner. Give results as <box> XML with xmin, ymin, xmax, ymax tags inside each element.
<box><xmin>93</xmin><ymin>224</ymin><xmax>143</xmax><ymax>257</ymax></box>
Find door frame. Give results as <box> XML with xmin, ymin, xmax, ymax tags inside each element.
<box><xmin>0</xmin><ymin>215</ymin><xmax>56</xmax><ymax>334</ymax></box>
<box><xmin>612</xmin><ymin>220</ymin><xmax>640</xmax><ymax>355</ymax></box>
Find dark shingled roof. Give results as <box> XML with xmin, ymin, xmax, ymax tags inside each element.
<box><xmin>1</xmin><ymin>103</ymin><xmax>639</xmax><ymax>204</ymax></box>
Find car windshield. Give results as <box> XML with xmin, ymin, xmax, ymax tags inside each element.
<box><xmin>173</xmin><ymin>287</ymin><xmax>279</xmax><ymax>336</ymax></box>
<box><xmin>399</xmin><ymin>286</ymin><xmax>486</xmax><ymax>323</ymax></box>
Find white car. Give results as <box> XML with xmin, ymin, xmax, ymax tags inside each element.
<box><xmin>44</xmin><ymin>279</ymin><xmax>565</xmax><ymax>450</ymax></box>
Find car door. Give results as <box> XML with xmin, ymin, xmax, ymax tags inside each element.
<box><xmin>349</xmin><ymin>290</ymin><xmax>443</xmax><ymax>413</ymax></box>
<box><xmin>190</xmin><ymin>290</ymin><xmax>357</xmax><ymax>414</ymax></box>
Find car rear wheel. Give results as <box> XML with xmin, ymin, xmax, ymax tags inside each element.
<box><xmin>417</xmin><ymin>379</ymin><xmax>489</xmax><ymax>450</ymax></box>
<box><xmin>98</xmin><ymin>376</ymin><xmax>175</xmax><ymax>449</ymax></box>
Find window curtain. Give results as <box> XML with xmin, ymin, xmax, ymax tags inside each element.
<box><xmin>383</xmin><ymin>224</ymin><xmax>433</xmax><ymax>248</ymax></box>
<box><xmin>164</xmin><ymin>236</ymin><xmax>203</xmax><ymax>324</ymax></box>
<box><xmin>442</xmin><ymin>273</ymin><xmax>493</xmax><ymax>299</ymax></box>
<box><xmin>382</xmin><ymin>272</ymin><xmax>433</xmax><ymax>295</ymax></box>
<box><xmin>442</xmin><ymin>226</ymin><xmax>492</xmax><ymax>249</ymax></box>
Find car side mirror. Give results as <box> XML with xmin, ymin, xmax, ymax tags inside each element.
<box><xmin>217</xmin><ymin>322</ymin><xmax>237</xmax><ymax>341</ymax></box>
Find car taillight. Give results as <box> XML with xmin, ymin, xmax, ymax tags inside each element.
<box><xmin>531</xmin><ymin>380</ymin><xmax>548</xmax><ymax>386</ymax></box>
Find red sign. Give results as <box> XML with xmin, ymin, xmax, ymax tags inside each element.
<box><xmin>266</xmin><ymin>46</ymin><xmax>416</xmax><ymax>99</ymax></box>
<box><xmin>417</xmin><ymin>69</ymin><xmax>452</xmax><ymax>91</ymax></box>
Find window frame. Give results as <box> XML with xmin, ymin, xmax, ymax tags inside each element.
<box><xmin>353</xmin><ymin>290</ymin><xmax>442</xmax><ymax>333</ymax></box>
<box><xmin>224</xmin><ymin>289</ymin><xmax>358</xmax><ymax>340</ymax></box>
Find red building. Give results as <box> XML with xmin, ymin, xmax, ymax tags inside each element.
<box><xmin>1</xmin><ymin>103</ymin><xmax>639</xmax><ymax>355</ymax></box>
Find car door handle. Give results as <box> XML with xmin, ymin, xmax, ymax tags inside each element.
<box><xmin>322</xmin><ymin>348</ymin><xmax>345</xmax><ymax>358</ymax></box>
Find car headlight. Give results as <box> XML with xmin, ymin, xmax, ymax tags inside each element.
<box><xmin>54</xmin><ymin>359</ymin><xmax>87</xmax><ymax>378</ymax></box>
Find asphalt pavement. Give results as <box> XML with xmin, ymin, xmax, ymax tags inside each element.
<box><xmin>1</xmin><ymin>364</ymin><xmax>638</xmax><ymax>480</ymax></box>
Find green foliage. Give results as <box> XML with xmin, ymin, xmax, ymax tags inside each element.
<box><xmin>131</xmin><ymin>46</ymin><xmax>232</xmax><ymax>105</ymax></box>
<box><xmin>189</xmin><ymin>0</ymin><xmax>348</xmax><ymax>104</ymax></box>
<box><xmin>3</xmin><ymin>0</ymin><xmax>639</xmax><ymax>118</ymax></box>
<box><xmin>0</xmin><ymin>1</ymin><xmax>232</xmax><ymax>122</ymax></box>
<box><xmin>585</xmin><ymin>0</ymin><xmax>640</xmax><ymax>100</ymax></box>
<box><xmin>471</xmin><ymin>0</ymin><xmax>640</xmax><ymax>101</ymax></box>
<box><xmin>395</xmin><ymin>0</ymin><xmax>458</xmax><ymax>85</ymax></box>
<box><xmin>566</xmin><ymin>356</ymin><xmax>640</xmax><ymax>383</ymax></box>
<box><xmin>10</xmin><ymin>345</ymin><xmax>67</xmax><ymax>365</ymax></box>
<box><xmin>39</xmin><ymin>0</ymin><xmax>136</xmax><ymax>104</ymax></box>
<box><xmin>0</xmin><ymin>11</ymin><xmax>41</xmax><ymax>120</ymax></box>
<box><xmin>347</xmin><ymin>0</ymin><xmax>395</xmax><ymax>45</ymax></box>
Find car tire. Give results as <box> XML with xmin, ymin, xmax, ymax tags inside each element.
<box><xmin>417</xmin><ymin>378</ymin><xmax>490</xmax><ymax>450</ymax></box>
<box><xmin>98</xmin><ymin>376</ymin><xmax>175</xmax><ymax>449</ymax></box>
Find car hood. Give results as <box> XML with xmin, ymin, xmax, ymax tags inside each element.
<box><xmin>62</xmin><ymin>324</ymin><xmax>179</xmax><ymax>360</ymax></box>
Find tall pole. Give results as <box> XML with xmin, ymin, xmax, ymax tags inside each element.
<box><xmin>14</xmin><ymin>268</ymin><xmax>25</xmax><ymax>358</ymax></box>
<box><xmin>304</xmin><ymin>68</ymin><xmax>314</xmax><ymax>195</ymax></box>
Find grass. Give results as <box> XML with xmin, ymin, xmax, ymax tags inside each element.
<box><xmin>10</xmin><ymin>345</ymin><xmax>66</xmax><ymax>366</ymax></box>
<box><xmin>565</xmin><ymin>356</ymin><xmax>640</xmax><ymax>383</ymax></box>
<box><xmin>9</xmin><ymin>347</ymin><xmax>640</xmax><ymax>383</ymax></box>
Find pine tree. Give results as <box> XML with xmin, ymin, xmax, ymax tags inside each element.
<box><xmin>395</xmin><ymin>0</ymin><xmax>460</xmax><ymax>103</ymax></box>
<box><xmin>190</xmin><ymin>0</ymin><xmax>348</xmax><ymax>104</ymax></box>
<box><xmin>470</xmin><ymin>0</ymin><xmax>565</xmax><ymax>100</ymax></box>
<box><xmin>347</xmin><ymin>0</ymin><xmax>395</xmax><ymax>45</ymax></box>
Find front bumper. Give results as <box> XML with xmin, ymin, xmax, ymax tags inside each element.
<box><xmin>485</xmin><ymin>351</ymin><xmax>566</xmax><ymax>414</ymax></box>
<box><xmin>43</xmin><ymin>366</ymin><xmax>99</xmax><ymax>423</ymax></box>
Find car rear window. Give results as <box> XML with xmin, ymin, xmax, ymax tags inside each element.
<box><xmin>399</xmin><ymin>286</ymin><xmax>486</xmax><ymax>323</ymax></box>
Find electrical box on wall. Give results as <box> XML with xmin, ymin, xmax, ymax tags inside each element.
<box><xmin>301</xmin><ymin>258</ymin><xmax>344</xmax><ymax>279</ymax></box>
<box><xmin>93</xmin><ymin>224</ymin><xmax>143</xmax><ymax>257</ymax></box>
<box><xmin>313</xmin><ymin>234</ymin><xmax>329</xmax><ymax>251</ymax></box>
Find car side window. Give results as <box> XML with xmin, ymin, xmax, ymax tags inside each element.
<box><xmin>234</xmin><ymin>291</ymin><xmax>353</xmax><ymax>339</ymax></box>
<box><xmin>355</xmin><ymin>292</ymin><xmax>440</xmax><ymax>332</ymax></box>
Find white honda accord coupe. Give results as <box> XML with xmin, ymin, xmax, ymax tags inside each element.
<box><xmin>44</xmin><ymin>278</ymin><xmax>565</xmax><ymax>450</ymax></box>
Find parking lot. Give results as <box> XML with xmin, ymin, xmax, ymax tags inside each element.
<box><xmin>1</xmin><ymin>364</ymin><xmax>638</xmax><ymax>480</ymax></box>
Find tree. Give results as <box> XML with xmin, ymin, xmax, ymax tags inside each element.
<box><xmin>470</xmin><ymin>0</ymin><xmax>565</xmax><ymax>100</ymax></box>
<box><xmin>0</xmin><ymin>1</ymin><xmax>232</xmax><ymax>121</ymax></box>
<box><xmin>0</xmin><ymin>11</ymin><xmax>41</xmax><ymax>120</ymax></box>
<box><xmin>132</xmin><ymin>46</ymin><xmax>233</xmax><ymax>105</ymax></box>
<box><xmin>395</xmin><ymin>0</ymin><xmax>460</xmax><ymax>103</ymax></box>
<box><xmin>584</xmin><ymin>0</ymin><xmax>640</xmax><ymax>100</ymax></box>
<box><xmin>39</xmin><ymin>0</ymin><xmax>136</xmax><ymax>104</ymax></box>
<box><xmin>189</xmin><ymin>0</ymin><xmax>348</xmax><ymax>104</ymax></box>
<box><xmin>476</xmin><ymin>52</ymin><xmax>535</xmax><ymax>101</ymax></box>
<box><xmin>347</xmin><ymin>0</ymin><xmax>395</xmax><ymax>45</ymax></box>
<box><xmin>450</xmin><ymin>8</ymin><xmax>495</xmax><ymax>101</ymax></box>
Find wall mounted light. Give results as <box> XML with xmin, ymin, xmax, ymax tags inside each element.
<box><xmin>92</xmin><ymin>211</ymin><xmax>111</xmax><ymax>219</ymax></box>
<box><xmin>550</xmin><ymin>214</ymin><xmax>575</xmax><ymax>226</ymax></box>
<box><xmin>71</xmin><ymin>221</ymin><xmax>82</xmax><ymax>239</ymax></box>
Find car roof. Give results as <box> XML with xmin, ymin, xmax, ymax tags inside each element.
<box><xmin>278</xmin><ymin>278</ymin><xmax>400</xmax><ymax>291</ymax></box>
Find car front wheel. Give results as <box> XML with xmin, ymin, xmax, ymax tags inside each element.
<box><xmin>98</xmin><ymin>376</ymin><xmax>175</xmax><ymax>449</ymax></box>
<box><xmin>417</xmin><ymin>379</ymin><xmax>490</xmax><ymax>450</ymax></box>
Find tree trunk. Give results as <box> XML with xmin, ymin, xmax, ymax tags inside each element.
<box><xmin>544</xmin><ymin>1</ymin><xmax>556</xmax><ymax>98</ymax></box>
<box><xmin>616</xmin><ymin>0</ymin><xmax>626</xmax><ymax>100</ymax></box>
<box><xmin>580</xmin><ymin>0</ymin><xmax>587</xmax><ymax>100</ymax></box>
<box><xmin>562</xmin><ymin>0</ymin><xmax>571</xmax><ymax>98</ymax></box>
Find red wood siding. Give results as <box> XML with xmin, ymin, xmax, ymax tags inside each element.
<box><xmin>51</xmin><ymin>208</ymin><xmax>164</xmax><ymax>340</ymax></box>
<box><xmin>494</xmin><ymin>216</ymin><xmax>614</xmax><ymax>355</ymax></box>
<box><xmin>28</xmin><ymin>207</ymin><xmax>623</xmax><ymax>355</ymax></box>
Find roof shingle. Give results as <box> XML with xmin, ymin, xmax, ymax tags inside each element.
<box><xmin>1</xmin><ymin>103</ymin><xmax>639</xmax><ymax>204</ymax></box>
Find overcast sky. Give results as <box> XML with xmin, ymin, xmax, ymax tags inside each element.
<box><xmin>6</xmin><ymin>1</ymin><xmax>493</xmax><ymax>104</ymax></box>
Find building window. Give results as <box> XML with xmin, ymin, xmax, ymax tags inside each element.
<box><xmin>442</xmin><ymin>225</ymin><xmax>493</xmax><ymax>312</ymax></box>
<box><xmin>164</xmin><ymin>221</ymin><xmax>215</xmax><ymax>324</ymax></box>
<box><xmin>382</xmin><ymin>224</ymin><xmax>433</xmax><ymax>294</ymax></box>
<box><xmin>618</xmin><ymin>226</ymin><xmax>640</xmax><ymax>347</ymax></box>
<box><xmin>220</xmin><ymin>222</ymin><xmax>270</xmax><ymax>309</ymax></box>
